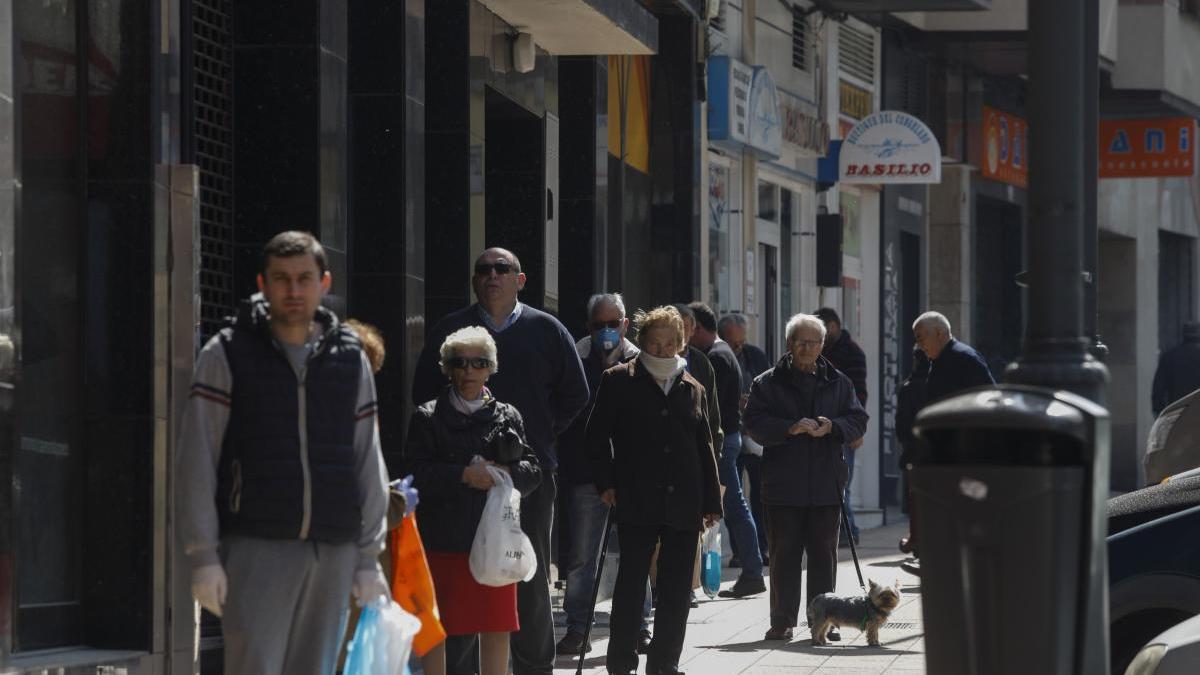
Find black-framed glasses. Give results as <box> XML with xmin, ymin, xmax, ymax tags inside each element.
<box><xmin>792</xmin><ymin>339</ymin><xmax>823</xmax><ymax>349</ymax></box>
<box><xmin>474</xmin><ymin>261</ymin><xmax>515</xmax><ymax>276</ymax></box>
<box><xmin>589</xmin><ymin>319</ymin><xmax>622</xmax><ymax>330</ymax></box>
<box><xmin>446</xmin><ymin>356</ymin><xmax>493</xmax><ymax>370</ymax></box>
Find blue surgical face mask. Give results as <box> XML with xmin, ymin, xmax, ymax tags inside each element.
<box><xmin>594</xmin><ymin>327</ymin><xmax>621</xmax><ymax>353</ymax></box>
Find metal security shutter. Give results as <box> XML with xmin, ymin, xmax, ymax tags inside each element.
<box><xmin>838</xmin><ymin>24</ymin><xmax>875</xmax><ymax>86</ymax></box>
<box><xmin>792</xmin><ymin>7</ymin><xmax>809</xmax><ymax>72</ymax></box>
<box><xmin>192</xmin><ymin>0</ymin><xmax>236</xmax><ymax>340</ymax></box>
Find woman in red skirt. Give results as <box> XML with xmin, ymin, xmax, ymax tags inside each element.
<box><xmin>404</xmin><ymin>326</ymin><xmax>542</xmax><ymax>675</ymax></box>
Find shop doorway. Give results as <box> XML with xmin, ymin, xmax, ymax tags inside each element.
<box><xmin>758</xmin><ymin>243</ymin><xmax>780</xmax><ymax>359</ymax></box>
<box><xmin>974</xmin><ymin>196</ymin><xmax>1024</xmax><ymax>377</ymax></box>
<box><xmin>1159</xmin><ymin>230</ymin><xmax>1195</xmax><ymax>353</ymax></box>
<box><xmin>485</xmin><ymin>87</ymin><xmax>546</xmax><ymax>309</ymax></box>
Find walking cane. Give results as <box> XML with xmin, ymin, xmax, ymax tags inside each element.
<box><xmin>577</xmin><ymin>508</ymin><xmax>615</xmax><ymax>675</ymax></box>
<box><xmin>835</xmin><ymin>473</ymin><xmax>868</xmax><ymax>594</ymax></box>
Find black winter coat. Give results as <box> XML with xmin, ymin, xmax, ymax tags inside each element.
<box><xmin>403</xmin><ymin>386</ymin><xmax>542</xmax><ymax>553</ymax></box>
<box><xmin>586</xmin><ymin>358</ymin><xmax>723</xmax><ymax>532</ymax></box>
<box><xmin>895</xmin><ymin>353</ymin><xmax>930</xmax><ymax>467</ymax></box>
<box><xmin>822</xmin><ymin>330</ymin><xmax>869</xmax><ymax>405</ymax></box>
<box><xmin>1152</xmin><ymin>336</ymin><xmax>1200</xmax><ymax>415</ymax></box>
<box><xmin>743</xmin><ymin>355</ymin><xmax>869</xmax><ymax>507</ymax></box>
<box><xmin>925</xmin><ymin>339</ymin><xmax>995</xmax><ymax>405</ymax></box>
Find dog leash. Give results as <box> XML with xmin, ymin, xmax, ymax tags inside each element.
<box><xmin>834</xmin><ymin>470</ymin><xmax>868</xmax><ymax>594</ymax></box>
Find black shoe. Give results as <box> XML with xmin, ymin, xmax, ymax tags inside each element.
<box><xmin>827</xmin><ymin>627</ymin><xmax>841</xmax><ymax>642</ymax></box>
<box><xmin>636</xmin><ymin>629</ymin><xmax>652</xmax><ymax>654</ymax></box>
<box><xmin>717</xmin><ymin>575</ymin><xmax>766</xmax><ymax>598</ymax></box>
<box><xmin>764</xmin><ymin>626</ymin><xmax>793</xmax><ymax>640</ymax></box>
<box><xmin>727</xmin><ymin>555</ymin><xmax>742</xmax><ymax>568</ymax></box>
<box><xmin>648</xmin><ymin>663</ymin><xmax>685</xmax><ymax>675</ymax></box>
<box><xmin>555</xmin><ymin>630</ymin><xmax>591</xmax><ymax>655</ymax></box>
<box><xmin>901</xmin><ymin>558</ymin><xmax>921</xmax><ymax>577</ymax></box>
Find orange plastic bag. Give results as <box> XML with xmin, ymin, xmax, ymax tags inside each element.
<box><xmin>390</xmin><ymin>513</ymin><xmax>447</xmax><ymax>657</ymax></box>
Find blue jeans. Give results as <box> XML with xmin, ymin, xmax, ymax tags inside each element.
<box><xmin>843</xmin><ymin>446</ymin><xmax>859</xmax><ymax>539</ymax></box>
<box><xmin>563</xmin><ymin>484</ymin><xmax>650</xmax><ymax>634</ymax></box>
<box><xmin>718</xmin><ymin>432</ymin><xmax>763</xmax><ymax>579</ymax></box>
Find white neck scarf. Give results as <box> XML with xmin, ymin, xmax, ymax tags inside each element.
<box><xmin>450</xmin><ymin>386</ymin><xmax>489</xmax><ymax>415</ymax></box>
<box><xmin>639</xmin><ymin>353</ymin><xmax>686</xmax><ymax>393</ymax></box>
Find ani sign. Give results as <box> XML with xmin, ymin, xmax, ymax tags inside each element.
<box><xmin>838</xmin><ymin>111</ymin><xmax>942</xmax><ymax>184</ymax></box>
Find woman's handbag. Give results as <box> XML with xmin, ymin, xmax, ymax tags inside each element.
<box><xmin>468</xmin><ymin>464</ymin><xmax>538</xmax><ymax>586</ymax></box>
<box><xmin>389</xmin><ymin>513</ymin><xmax>446</xmax><ymax>657</ymax></box>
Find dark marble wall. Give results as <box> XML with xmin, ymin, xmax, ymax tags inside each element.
<box><xmin>348</xmin><ymin>0</ymin><xmax>425</xmax><ymax>470</ymax></box>
<box><xmin>230</xmin><ymin>0</ymin><xmax>349</xmax><ymax>300</ymax></box>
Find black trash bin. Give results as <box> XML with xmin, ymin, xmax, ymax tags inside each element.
<box><xmin>911</xmin><ymin>385</ymin><xmax>1109</xmax><ymax>675</ymax></box>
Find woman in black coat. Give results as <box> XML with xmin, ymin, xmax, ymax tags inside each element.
<box><xmin>404</xmin><ymin>326</ymin><xmax>541</xmax><ymax>675</ymax></box>
<box><xmin>743</xmin><ymin>313</ymin><xmax>868</xmax><ymax>643</ymax></box>
<box><xmin>586</xmin><ymin>305</ymin><xmax>723</xmax><ymax>675</ymax></box>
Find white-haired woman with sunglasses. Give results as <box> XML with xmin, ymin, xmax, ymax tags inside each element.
<box><xmin>403</xmin><ymin>326</ymin><xmax>541</xmax><ymax>675</ymax></box>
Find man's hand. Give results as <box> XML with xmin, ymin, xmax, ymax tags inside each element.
<box><xmin>810</xmin><ymin>416</ymin><xmax>834</xmax><ymax>438</ymax></box>
<box><xmin>352</xmin><ymin>565</ymin><xmax>391</xmax><ymax>607</ymax></box>
<box><xmin>600</xmin><ymin>488</ymin><xmax>616</xmax><ymax>507</ymax></box>
<box><xmin>789</xmin><ymin>418</ymin><xmax>819</xmax><ymax>436</ymax></box>
<box><xmin>192</xmin><ymin>564</ymin><xmax>227</xmax><ymax>617</ymax></box>
<box><xmin>704</xmin><ymin>513</ymin><xmax>722</xmax><ymax>528</ymax></box>
<box><xmin>462</xmin><ymin>462</ymin><xmax>496</xmax><ymax>490</ymax></box>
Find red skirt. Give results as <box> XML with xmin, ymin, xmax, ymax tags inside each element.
<box><xmin>426</xmin><ymin>551</ymin><xmax>519</xmax><ymax>635</ymax></box>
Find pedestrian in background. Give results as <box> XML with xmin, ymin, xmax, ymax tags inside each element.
<box><xmin>555</xmin><ymin>293</ymin><xmax>653</xmax><ymax>656</ymax></box>
<box><xmin>814</xmin><ymin>307</ymin><xmax>868</xmax><ymax>547</ymax></box>
<box><xmin>913</xmin><ymin>311</ymin><xmax>995</xmax><ymax>406</ymax></box>
<box><xmin>405</xmin><ymin>326</ymin><xmax>541</xmax><ymax>675</ymax></box>
<box><xmin>717</xmin><ymin>312</ymin><xmax>771</xmax><ymax>565</ymax></box>
<box><xmin>587</xmin><ymin>305</ymin><xmax>722</xmax><ymax>675</ymax></box>
<box><xmin>688</xmin><ymin>302</ymin><xmax>766</xmax><ymax>599</ymax></box>
<box><xmin>177</xmin><ymin>231</ymin><xmax>390</xmax><ymax>674</ymax></box>
<box><xmin>744</xmin><ymin>313</ymin><xmax>868</xmax><ymax>643</ymax></box>
<box><xmin>1152</xmin><ymin>321</ymin><xmax>1200</xmax><ymax>416</ymax></box>
<box><xmin>895</xmin><ymin>347</ymin><xmax>928</xmax><ymax>560</ymax></box>
<box><xmin>672</xmin><ymin>303</ymin><xmax>724</xmax><ymax>452</ymax></box>
<box><xmin>412</xmin><ymin>247</ymin><xmax>589</xmax><ymax>675</ymax></box>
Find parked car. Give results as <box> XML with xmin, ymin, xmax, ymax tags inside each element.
<box><xmin>1121</xmin><ymin>613</ymin><xmax>1200</xmax><ymax>674</ymax></box>
<box><xmin>1108</xmin><ymin>474</ymin><xmax>1200</xmax><ymax>674</ymax></box>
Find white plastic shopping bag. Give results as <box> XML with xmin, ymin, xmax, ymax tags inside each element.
<box><xmin>468</xmin><ymin>464</ymin><xmax>538</xmax><ymax>586</ymax></box>
<box><xmin>344</xmin><ymin>599</ymin><xmax>422</xmax><ymax>675</ymax></box>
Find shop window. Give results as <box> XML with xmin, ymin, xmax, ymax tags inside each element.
<box><xmin>709</xmin><ymin>163</ymin><xmax>734</xmax><ymax>312</ymax></box>
<box><xmin>757</xmin><ymin>181</ymin><xmax>779</xmax><ymax>222</ymax></box>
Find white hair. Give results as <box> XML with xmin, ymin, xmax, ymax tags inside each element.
<box><xmin>784</xmin><ymin>313</ymin><xmax>827</xmax><ymax>345</ymax></box>
<box><xmin>587</xmin><ymin>292</ymin><xmax>626</xmax><ymax>320</ymax></box>
<box><xmin>439</xmin><ymin>326</ymin><xmax>499</xmax><ymax>375</ymax></box>
<box><xmin>717</xmin><ymin>312</ymin><xmax>749</xmax><ymax>337</ymax></box>
<box><xmin>912</xmin><ymin>311</ymin><xmax>952</xmax><ymax>336</ymax></box>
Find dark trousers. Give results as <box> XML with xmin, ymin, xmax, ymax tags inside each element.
<box><xmin>608</xmin><ymin>524</ymin><xmax>697</xmax><ymax>674</ymax></box>
<box><xmin>736</xmin><ymin>452</ymin><xmax>769</xmax><ymax>555</ymax></box>
<box><xmin>445</xmin><ymin>472</ymin><xmax>557</xmax><ymax>675</ymax></box>
<box><xmin>765</xmin><ymin>504</ymin><xmax>841</xmax><ymax>628</ymax></box>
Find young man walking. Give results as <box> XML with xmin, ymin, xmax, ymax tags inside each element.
<box><xmin>177</xmin><ymin>231</ymin><xmax>391</xmax><ymax>674</ymax></box>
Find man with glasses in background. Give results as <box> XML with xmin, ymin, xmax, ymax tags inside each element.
<box><xmin>413</xmin><ymin>247</ymin><xmax>589</xmax><ymax>675</ymax></box>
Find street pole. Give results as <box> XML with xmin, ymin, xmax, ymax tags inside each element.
<box><xmin>1083</xmin><ymin>0</ymin><xmax>1109</xmax><ymax>376</ymax></box>
<box><xmin>1005</xmin><ymin>0</ymin><xmax>1108</xmax><ymax>403</ymax></box>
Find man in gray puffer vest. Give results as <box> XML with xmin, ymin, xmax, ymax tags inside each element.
<box><xmin>177</xmin><ymin>231</ymin><xmax>390</xmax><ymax>674</ymax></box>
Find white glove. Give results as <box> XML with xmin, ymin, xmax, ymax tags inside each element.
<box><xmin>353</xmin><ymin>565</ymin><xmax>390</xmax><ymax>608</ymax></box>
<box><xmin>192</xmin><ymin>564</ymin><xmax>227</xmax><ymax>617</ymax></box>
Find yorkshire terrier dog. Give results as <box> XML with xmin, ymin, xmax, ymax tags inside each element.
<box><xmin>807</xmin><ymin>580</ymin><xmax>902</xmax><ymax>647</ymax></box>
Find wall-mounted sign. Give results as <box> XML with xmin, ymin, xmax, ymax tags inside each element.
<box><xmin>838</xmin><ymin>111</ymin><xmax>942</xmax><ymax>184</ymax></box>
<box><xmin>780</xmin><ymin>100</ymin><xmax>830</xmax><ymax>156</ymax></box>
<box><xmin>708</xmin><ymin>56</ymin><xmax>782</xmax><ymax>159</ymax></box>
<box><xmin>981</xmin><ymin>106</ymin><xmax>1028</xmax><ymax>189</ymax></box>
<box><xmin>839</xmin><ymin>80</ymin><xmax>872</xmax><ymax>121</ymax></box>
<box><xmin>1100</xmin><ymin>117</ymin><xmax>1194</xmax><ymax>178</ymax></box>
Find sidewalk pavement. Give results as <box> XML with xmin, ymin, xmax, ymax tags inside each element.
<box><xmin>552</xmin><ymin>521</ymin><xmax>924</xmax><ymax>675</ymax></box>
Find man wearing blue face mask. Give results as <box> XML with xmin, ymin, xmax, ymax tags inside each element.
<box><xmin>556</xmin><ymin>293</ymin><xmax>651</xmax><ymax>656</ymax></box>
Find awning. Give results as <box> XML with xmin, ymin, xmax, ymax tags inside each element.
<box><xmin>479</xmin><ymin>0</ymin><xmax>659</xmax><ymax>55</ymax></box>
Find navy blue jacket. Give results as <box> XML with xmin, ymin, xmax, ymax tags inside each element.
<box><xmin>925</xmin><ymin>338</ymin><xmax>995</xmax><ymax>405</ymax></box>
<box><xmin>412</xmin><ymin>303</ymin><xmax>589</xmax><ymax>472</ymax></box>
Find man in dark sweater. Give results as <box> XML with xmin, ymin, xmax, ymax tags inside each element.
<box><xmin>814</xmin><ymin>307</ymin><xmax>868</xmax><ymax>545</ymax></box>
<box><xmin>913</xmin><ymin>311</ymin><xmax>995</xmax><ymax>406</ymax></box>
<box><xmin>412</xmin><ymin>247</ymin><xmax>589</xmax><ymax>675</ymax></box>
<box><xmin>688</xmin><ymin>302</ymin><xmax>765</xmax><ymax>598</ymax></box>
<box><xmin>1152</xmin><ymin>321</ymin><xmax>1200</xmax><ymax>416</ymax></box>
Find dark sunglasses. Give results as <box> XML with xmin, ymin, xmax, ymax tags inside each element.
<box><xmin>589</xmin><ymin>319</ymin><xmax>622</xmax><ymax>330</ymax></box>
<box><xmin>446</xmin><ymin>356</ymin><xmax>493</xmax><ymax>370</ymax></box>
<box><xmin>474</xmin><ymin>262</ymin><xmax>515</xmax><ymax>276</ymax></box>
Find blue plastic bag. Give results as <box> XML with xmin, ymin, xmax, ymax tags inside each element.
<box><xmin>701</xmin><ymin>525</ymin><xmax>722</xmax><ymax>599</ymax></box>
<box><xmin>344</xmin><ymin>600</ymin><xmax>422</xmax><ymax>675</ymax></box>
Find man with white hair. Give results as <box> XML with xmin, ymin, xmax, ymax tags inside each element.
<box><xmin>912</xmin><ymin>311</ymin><xmax>995</xmax><ymax>405</ymax></box>
<box><xmin>743</xmin><ymin>313</ymin><xmax>868</xmax><ymax>642</ymax></box>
